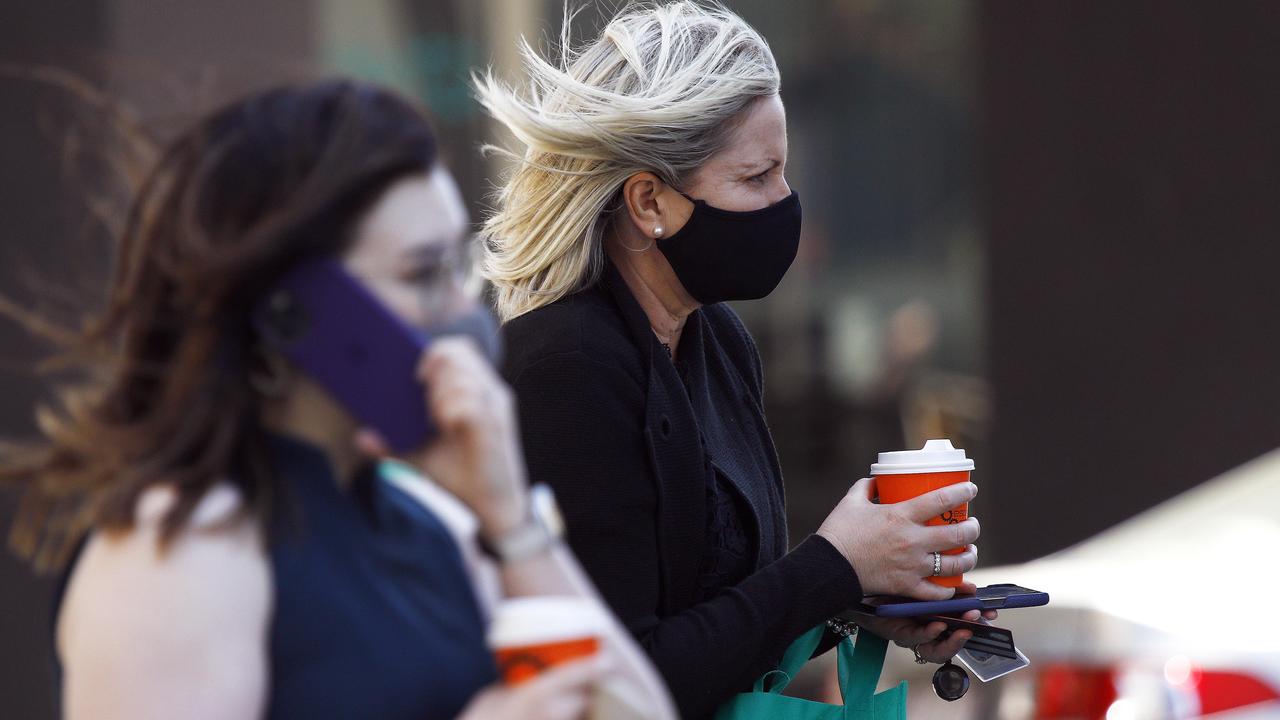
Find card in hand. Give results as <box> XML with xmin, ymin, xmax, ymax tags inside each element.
<box><xmin>922</xmin><ymin>614</ymin><xmax>1018</xmax><ymax>660</ymax></box>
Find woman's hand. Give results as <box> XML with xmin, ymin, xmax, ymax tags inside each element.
<box><xmin>356</xmin><ymin>337</ymin><xmax>530</xmax><ymax>538</ymax></box>
<box><xmin>849</xmin><ymin>601</ymin><xmax>999</xmax><ymax>664</ymax></box>
<box><xmin>458</xmin><ymin>657</ymin><xmax>611</xmax><ymax>720</ymax></box>
<box><xmin>816</xmin><ymin>477</ymin><xmax>981</xmax><ymax>600</ymax></box>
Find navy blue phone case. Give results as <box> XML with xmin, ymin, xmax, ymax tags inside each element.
<box><xmin>868</xmin><ymin>584</ymin><xmax>1050</xmax><ymax>618</ymax></box>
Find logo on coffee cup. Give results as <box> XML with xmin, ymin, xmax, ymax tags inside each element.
<box><xmin>487</xmin><ymin>596</ymin><xmax>606</xmax><ymax>685</ymax></box>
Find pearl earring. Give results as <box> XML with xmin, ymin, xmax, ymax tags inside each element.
<box><xmin>653</xmin><ymin>226</ymin><xmax>664</xmax><ymax>237</ymax></box>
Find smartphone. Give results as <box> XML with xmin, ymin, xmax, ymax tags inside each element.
<box><xmin>252</xmin><ymin>258</ymin><xmax>435</xmax><ymax>452</ymax></box>
<box><xmin>857</xmin><ymin>584</ymin><xmax>1049</xmax><ymax>618</ymax></box>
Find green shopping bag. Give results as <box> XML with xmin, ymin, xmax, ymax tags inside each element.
<box><xmin>714</xmin><ymin>625</ymin><xmax>907</xmax><ymax>720</ymax></box>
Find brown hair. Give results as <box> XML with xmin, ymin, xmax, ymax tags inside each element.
<box><xmin>1</xmin><ymin>77</ymin><xmax>439</xmax><ymax>572</ymax></box>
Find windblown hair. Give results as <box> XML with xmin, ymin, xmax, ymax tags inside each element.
<box><xmin>1</xmin><ymin>77</ymin><xmax>438</xmax><ymax>572</ymax></box>
<box><xmin>474</xmin><ymin>1</ymin><xmax>780</xmax><ymax>321</ymax></box>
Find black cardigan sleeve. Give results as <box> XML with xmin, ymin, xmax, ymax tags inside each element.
<box><xmin>510</xmin><ymin>350</ymin><xmax>863</xmax><ymax>719</ymax></box>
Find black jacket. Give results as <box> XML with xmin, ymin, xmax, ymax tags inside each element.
<box><xmin>502</xmin><ymin>263</ymin><xmax>863</xmax><ymax>718</ymax></box>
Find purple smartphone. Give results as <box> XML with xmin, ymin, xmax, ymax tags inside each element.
<box><xmin>252</xmin><ymin>259</ymin><xmax>435</xmax><ymax>452</ymax></box>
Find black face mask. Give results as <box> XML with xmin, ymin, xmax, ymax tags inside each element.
<box><xmin>655</xmin><ymin>190</ymin><xmax>801</xmax><ymax>305</ymax></box>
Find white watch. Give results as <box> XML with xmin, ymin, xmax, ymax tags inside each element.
<box><xmin>477</xmin><ymin>484</ymin><xmax>565</xmax><ymax>563</ymax></box>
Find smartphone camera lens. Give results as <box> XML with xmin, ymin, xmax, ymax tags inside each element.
<box><xmin>932</xmin><ymin>661</ymin><xmax>970</xmax><ymax>702</ymax></box>
<box><xmin>266</xmin><ymin>290</ymin><xmax>308</xmax><ymax>342</ymax></box>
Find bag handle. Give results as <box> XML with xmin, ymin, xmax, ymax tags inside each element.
<box><xmin>837</xmin><ymin>629</ymin><xmax>889</xmax><ymax>708</ymax></box>
<box><xmin>753</xmin><ymin>624</ymin><xmax>827</xmax><ymax>694</ymax></box>
<box><xmin>753</xmin><ymin>624</ymin><xmax>891</xmax><ymax>706</ymax></box>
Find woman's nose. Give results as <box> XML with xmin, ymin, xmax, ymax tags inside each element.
<box><xmin>771</xmin><ymin>176</ymin><xmax>792</xmax><ymax>204</ymax></box>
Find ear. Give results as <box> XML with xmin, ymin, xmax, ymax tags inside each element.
<box><xmin>620</xmin><ymin>171</ymin><xmax>677</xmax><ymax>241</ymax></box>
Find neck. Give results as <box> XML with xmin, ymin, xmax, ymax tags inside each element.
<box><xmin>606</xmin><ymin>233</ymin><xmax>700</xmax><ymax>358</ymax></box>
<box><xmin>259</xmin><ymin>378</ymin><xmax>364</xmax><ymax>487</ymax></box>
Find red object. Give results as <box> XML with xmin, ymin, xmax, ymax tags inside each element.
<box><xmin>494</xmin><ymin>636</ymin><xmax>600</xmax><ymax>685</ymax></box>
<box><xmin>1033</xmin><ymin>664</ymin><xmax>1116</xmax><ymax>720</ymax></box>
<box><xmin>1032</xmin><ymin>661</ymin><xmax>1280</xmax><ymax>719</ymax></box>
<box><xmin>1196</xmin><ymin>670</ymin><xmax>1280</xmax><ymax>716</ymax></box>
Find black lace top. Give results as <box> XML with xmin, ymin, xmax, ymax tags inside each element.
<box><xmin>675</xmin><ymin>335</ymin><xmax>761</xmax><ymax>604</ymax></box>
<box><xmin>694</xmin><ymin>467</ymin><xmax>758</xmax><ymax>602</ymax></box>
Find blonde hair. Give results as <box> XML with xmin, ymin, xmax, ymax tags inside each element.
<box><xmin>474</xmin><ymin>1</ymin><xmax>780</xmax><ymax>321</ymax></box>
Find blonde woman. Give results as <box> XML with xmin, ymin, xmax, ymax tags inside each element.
<box><xmin>478</xmin><ymin>2</ymin><xmax>994</xmax><ymax>717</ymax></box>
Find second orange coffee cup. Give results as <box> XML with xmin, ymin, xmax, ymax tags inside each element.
<box><xmin>487</xmin><ymin>596</ymin><xmax>605</xmax><ymax>685</ymax></box>
<box><xmin>870</xmin><ymin>439</ymin><xmax>975</xmax><ymax>588</ymax></box>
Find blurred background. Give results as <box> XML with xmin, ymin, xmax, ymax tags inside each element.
<box><xmin>2</xmin><ymin>1</ymin><xmax>1277</xmax><ymax>718</ymax></box>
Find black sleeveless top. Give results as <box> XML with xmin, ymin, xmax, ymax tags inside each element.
<box><xmin>264</xmin><ymin>433</ymin><xmax>497</xmax><ymax>719</ymax></box>
<box><xmin>54</xmin><ymin>433</ymin><xmax>497</xmax><ymax>719</ymax></box>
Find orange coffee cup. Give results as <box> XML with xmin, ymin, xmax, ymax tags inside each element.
<box><xmin>487</xmin><ymin>596</ymin><xmax>605</xmax><ymax>685</ymax></box>
<box><xmin>870</xmin><ymin>439</ymin><xmax>975</xmax><ymax>588</ymax></box>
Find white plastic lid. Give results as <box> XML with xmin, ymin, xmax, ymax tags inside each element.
<box><xmin>486</xmin><ymin>596</ymin><xmax>606</xmax><ymax>648</ymax></box>
<box><xmin>870</xmin><ymin>439</ymin><xmax>975</xmax><ymax>475</ymax></box>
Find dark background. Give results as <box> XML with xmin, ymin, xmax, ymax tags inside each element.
<box><xmin>2</xmin><ymin>5</ymin><xmax>106</xmax><ymax>718</ymax></box>
<box><xmin>981</xmin><ymin>1</ymin><xmax>1280</xmax><ymax>558</ymax></box>
<box><xmin>3</xmin><ymin>2</ymin><xmax>1278</xmax><ymax>717</ymax></box>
